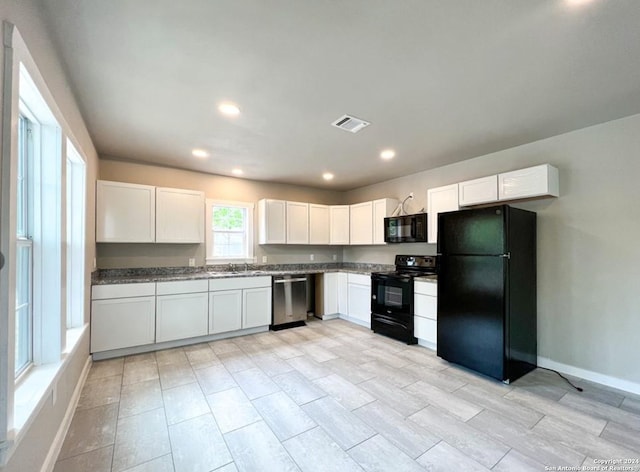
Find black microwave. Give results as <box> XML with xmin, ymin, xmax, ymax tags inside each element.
<box><xmin>384</xmin><ymin>213</ymin><xmax>428</xmax><ymax>243</ymax></box>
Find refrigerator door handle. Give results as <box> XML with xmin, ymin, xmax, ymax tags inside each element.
<box><xmin>500</xmin><ymin>253</ymin><xmax>511</xmax><ymax>259</ymax></box>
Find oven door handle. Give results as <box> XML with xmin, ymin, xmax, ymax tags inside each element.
<box><xmin>372</xmin><ymin>274</ymin><xmax>410</xmax><ymax>283</ymax></box>
<box><xmin>373</xmin><ymin>316</ymin><xmax>408</xmax><ymax>330</ymax></box>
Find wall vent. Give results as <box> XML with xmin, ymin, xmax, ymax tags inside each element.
<box><xmin>331</xmin><ymin>114</ymin><xmax>370</xmax><ymax>133</ymax></box>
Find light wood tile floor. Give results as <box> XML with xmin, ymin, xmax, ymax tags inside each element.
<box><xmin>54</xmin><ymin>319</ymin><xmax>640</xmax><ymax>472</ymax></box>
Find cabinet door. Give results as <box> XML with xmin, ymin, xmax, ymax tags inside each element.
<box><xmin>96</xmin><ymin>180</ymin><xmax>155</xmax><ymax>243</ymax></box>
<box><xmin>414</xmin><ymin>293</ymin><xmax>437</xmax><ymax>320</ymax></box>
<box><xmin>458</xmin><ymin>175</ymin><xmax>498</xmax><ymax>207</ymax></box>
<box><xmin>286</xmin><ymin>201</ymin><xmax>309</xmax><ymax>244</ymax></box>
<box><xmin>156</xmin><ymin>187</ymin><xmax>205</xmax><ymax>243</ymax></box>
<box><xmin>427</xmin><ymin>184</ymin><xmax>459</xmax><ymax>244</ymax></box>
<box><xmin>329</xmin><ymin>206</ymin><xmax>350</xmax><ymax>245</ymax></box>
<box><xmin>258</xmin><ymin>199</ymin><xmax>286</xmax><ymax>244</ymax></box>
<box><xmin>372</xmin><ymin>198</ymin><xmax>398</xmax><ymax>245</ymax></box>
<box><xmin>156</xmin><ymin>292</ymin><xmax>208</xmax><ymax>342</ymax></box>
<box><xmin>498</xmin><ymin>164</ymin><xmax>559</xmax><ymax>200</ymax></box>
<box><xmin>91</xmin><ymin>296</ymin><xmax>156</xmax><ymax>352</ymax></box>
<box><xmin>337</xmin><ymin>272</ymin><xmax>348</xmax><ymax>315</ymax></box>
<box><xmin>349</xmin><ymin>202</ymin><xmax>373</xmax><ymax>245</ymax></box>
<box><xmin>209</xmin><ymin>290</ymin><xmax>242</xmax><ymax>334</ymax></box>
<box><xmin>309</xmin><ymin>204</ymin><xmax>330</xmax><ymax>245</ymax></box>
<box><xmin>322</xmin><ymin>273</ymin><xmax>339</xmax><ymax>315</ymax></box>
<box><xmin>414</xmin><ymin>316</ymin><xmax>437</xmax><ymax>346</ymax></box>
<box><xmin>243</xmin><ymin>286</ymin><xmax>272</xmax><ymax>328</ymax></box>
<box><xmin>347</xmin><ymin>282</ymin><xmax>371</xmax><ymax>328</ymax></box>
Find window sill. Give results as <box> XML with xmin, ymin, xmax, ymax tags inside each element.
<box><xmin>7</xmin><ymin>324</ymin><xmax>89</xmax><ymax>463</ymax></box>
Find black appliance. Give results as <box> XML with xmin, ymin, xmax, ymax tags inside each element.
<box><xmin>437</xmin><ymin>205</ymin><xmax>537</xmax><ymax>383</ymax></box>
<box><xmin>371</xmin><ymin>255</ymin><xmax>437</xmax><ymax>344</ymax></box>
<box><xmin>384</xmin><ymin>213</ymin><xmax>428</xmax><ymax>243</ymax></box>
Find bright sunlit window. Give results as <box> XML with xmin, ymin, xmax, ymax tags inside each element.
<box><xmin>205</xmin><ymin>199</ymin><xmax>254</xmax><ymax>264</ymax></box>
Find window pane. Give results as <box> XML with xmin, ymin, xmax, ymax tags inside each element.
<box><xmin>15</xmin><ymin>243</ymin><xmax>32</xmax><ymax>375</ymax></box>
<box><xmin>17</xmin><ymin>115</ymin><xmax>27</xmax><ymax>237</ymax></box>
<box><xmin>213</xmin><ymin>231</ymin><xmax>245</xmax><ymax>257</ymax></box>
<box><xmin>213</xmin><ymin>206</ymin><xmax>245</xmax><ymax>231</ymax></box>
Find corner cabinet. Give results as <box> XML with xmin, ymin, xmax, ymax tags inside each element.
<box><xmin>349</xmin><ymin>202</ymin><xmax>374</xmax><ymax>245</ymax></box>
<box><xmin>156</xmin><ymin>187</ymin><xmax>205</xmax><ymax>243</ymax></box>
<box><xmin>427</xmin><ymin>184</ymin><xmax>459</xmax><ymax>244</ymax></box>
<box><xmin>96</xmin><ymin>180</ymin><xmax>156</xmax><ymax>243</ymax></box>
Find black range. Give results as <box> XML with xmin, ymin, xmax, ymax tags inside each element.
<box><xmin>371</xmin><ymin>255</ymin><xmax>437</xmax><ymax>344</ymax></box>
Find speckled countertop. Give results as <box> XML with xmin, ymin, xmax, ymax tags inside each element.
<box><xmin>92</xmin><ymin>262</ymin><xmax>399</xmax><ymax>285</ymax></box>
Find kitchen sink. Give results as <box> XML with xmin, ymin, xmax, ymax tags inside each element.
<box><xmin>208</xmin><ymin>270</ymin><xmax>269</xmax><ymax>276</ymax></box>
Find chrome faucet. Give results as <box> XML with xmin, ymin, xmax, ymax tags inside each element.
<box><xmin>244</xmin><ymin>262</ymin><xmax>249</xmax><ymax>272</ymax></box>
<box><xmin>228</xmin><ymin>262</ymin><xmax>234</xmax><ymax>272</ymax></box>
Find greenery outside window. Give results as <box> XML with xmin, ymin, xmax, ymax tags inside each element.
<box><xmin>205</xmin><ymin>200</ymin><xmax>254</xmax><ymax>264</ymax></box>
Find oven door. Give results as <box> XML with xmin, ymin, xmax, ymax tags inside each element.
<box><xmin>371</xmin><ymin>274</ymin><xmax>413</xmax><ymax>316</ymax></box>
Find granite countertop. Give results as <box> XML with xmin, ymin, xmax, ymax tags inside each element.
<box><xmin>92</xmin><ymin>262</ymin><xmax>396</xmax><ymax>285</ymax></box>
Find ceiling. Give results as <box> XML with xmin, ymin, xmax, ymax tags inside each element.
<box><xmin>39</xmin><ymin>0</ymin><xmax>640</xmax><ymax>190</ymax></box>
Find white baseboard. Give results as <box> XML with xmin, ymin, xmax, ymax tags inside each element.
<box><xmin>537</xmin><ymin>356</ymin><xmax>640</xmax><ymax>396</ymax></box>
<box><xmin>41</xmin><ymin>355</ymin><xmax>92</xmax><ymax>472</ymax></box>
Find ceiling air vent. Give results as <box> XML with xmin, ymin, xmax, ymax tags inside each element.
<box><xmin>331</xmin><ymin>114</ymin><xmax>370</xmax><ymax>133</ymax></box>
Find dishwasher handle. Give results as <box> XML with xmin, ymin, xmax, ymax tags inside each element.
<box><xmin>274</xmin><ymin>277</ymin><xmax>308</xmax><ymax>284</ymax></box>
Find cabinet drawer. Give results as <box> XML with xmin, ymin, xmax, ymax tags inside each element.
<box><xmin>414</xmin><ymin>281</ymin><xmax>437</xmax><ymax>296</ymax></box>
<box><xmin>92</xmin><ymin>282</ymin><xmax>156</xmax><ymax>300</ymax></box>
<box><xmin>414</xmin><ymin>316</ymin><xmax>436</xmax><ymax>344</ymax></box>
<box><xmin>347</xmin><ymin>273</ymin><xmax>371</xmax><ymax>286</ymax></box>
<box><xmin>156</xmin><ymin>279</ymin><xmax>208</xmax><ymax>295</ymax></box>
<box><xmin>414</xmin><ymin>294</ymin><xmax>437</xmax><ymax>320</ymax></box>
<box><xmin>209</xmin><ymin>276</ymin><xmax>272</xmax><ymax>291</ymax></box>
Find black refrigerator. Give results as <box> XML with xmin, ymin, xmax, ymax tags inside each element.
<box><xmin>437</xmin><ymin>205</ymin><xmax>537</xmax><ymax>383</ymax></box>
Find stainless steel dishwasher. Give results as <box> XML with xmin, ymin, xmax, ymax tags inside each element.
<box><xmin>272</xmin><ymin>275</ymin><xmax>309</xmax><ymax>329</ymax></box>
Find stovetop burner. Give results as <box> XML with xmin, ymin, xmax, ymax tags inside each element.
<box><xmin>373</xmin><ymin>255</ymin><xmax>437</xmax><ymax>278</ymax></box>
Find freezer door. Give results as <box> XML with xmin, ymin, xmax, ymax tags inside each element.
<box><xmin>438</xmin><ymin>206</ymin><xmax>507</xmax><ymax>255</ymax></box>
<box><xmin>437</xmin><ymin>255</ymin><xmax>507</xmax><ymax>381</ymax></box>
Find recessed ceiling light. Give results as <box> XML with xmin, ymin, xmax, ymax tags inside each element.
<box><xmin>322</xmin><ymin>172</ymin><xmax>334</xmax><ymax>181</ymax></box>
<box><xmin>231</xmin><ymin>168</ymin><xmax>244</xmax><ymax>176</ymax></box>
<box><xmin>218</xmin><ymin>102</ymin><xmax>240</xmax><ymax>116</ymax></box>
<box><xmin>380</xmin><ymin>149</ymin><xmax>396</xmax><ymax>160</ymax></box>
<box><xmin>192</xmin><ymin>149</ymin><xmax>209</xmax><ymax>158</ymax></box>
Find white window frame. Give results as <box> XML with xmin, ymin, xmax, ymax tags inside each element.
<box><xmin>65</xmin><ymin>139</ymin><xmax>86</xmax><ymax>330</ymax></box>
<box><xmin>205</xmin><ymin>199</ymin><xmax>255</xmax><ymax>265</ymax></box>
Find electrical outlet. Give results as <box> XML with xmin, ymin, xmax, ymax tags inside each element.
<box><xmin>188</xmin><ymin>258</ymin><xmax>195</xmax><ymax>267</ymax></box>
<box><xmin>332</xmin><ymin>254</ymin><xmax>337</xmax><ymax>261</ymax></box>
<box><xmin>310</xmin><ymin>254</ymin><xmax>315</xmax><ymax>261</ymax></box>
<box><xmin>262</xmin><ymin>256</ymin><xmax>268</xmax><ymax>263</ymax></box>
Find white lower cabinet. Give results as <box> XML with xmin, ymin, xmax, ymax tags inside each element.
<box><xmin>209</xmin><ymin>290</ymin><xmax>242</xmax><ymax>334</ymax></box>
<box><xmin>414</xmin><ymin>280</ymin><xmax>437</xmax><ymax>347</ymax></box>
<box><xmin>337</xmin><ymin>272</ymin><xmax>348</xmax><ymax>316</ymax></box>
<box><xmin>156</xmin><ymin>280</ymin><xmax>209</xmax><ymax>342</ymax></box>
<box><xmin>209</xmin><ymin>276</ymin><xmax>272</xmax><ymax>332</ymax></box>
<box><xmin>91</xmin><ymin>282</ymin><xmax>157</xmax><ymax>353</ymax></box>
<box><xmin>346</xmin><ymin>273</ymin><xmax>371</xmax><ymax>328</ymax></box>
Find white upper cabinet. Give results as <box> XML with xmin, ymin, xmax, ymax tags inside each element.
<box><xmin>309</xmin><ymin>204</ymin><xmax>330</xmax><ymax>245</ymax></box>
<box><xmin>427</xmin><ymin>183</ymin><xmax>459</xmax><ymax>244</ymax></box>
<box><xmin>258</xmin><ymin>199</ymin><xmax>287</xmax><ymax>244</ymax></box>
<box><xmin>498</xmin><ymin>164</ymin><xmax>559</xmax><ymax>201</ymax></box>
<box><xmin>96</xmin><ymin>180</ymin><xmax>156</xmax><ymax>243</ymax></box>
<box><xmin>156</xmin><ymin>187</ymin><xmax>205</xmax><ymax>243</ymax></box>
<box><xmin>458</xmin><ymin>175</ymin><xmax>498</xmax><ymax>207</ymax></box>
<box><xmin>329</xmin><ymin>205</ymin><xmax>350</xmax><ymax>245</ymax></box>
<box><xmin>349</xmin><ymin>201</ymin><xmax>374</xmax><ymax>245</ymax></box>
<box><xmin>286</xmin><ymin>201</ymin><xmax>309</xmax><ymax>244</ymax></box>
<box><xmin>372</xmin><ymin>198</ymin><xmax>398</xmax><ymax>245</ymax></box>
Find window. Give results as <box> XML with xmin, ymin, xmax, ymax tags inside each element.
<box><xmin>15</xmin><ymin>114</ymin><xmax>34</xmax><ymax>376</ymax></box>
<box><xmin>205</xmin><ymin>200</ymin><xmax>254</xmax><ymax>264</ymax></box>
<box><xmin>66</xmin><ymin>140</ymin><xmax>86</xmax><ymax>329</ymax></box>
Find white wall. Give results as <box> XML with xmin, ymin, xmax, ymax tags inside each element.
<box><xmin>345</xmin><ymin>113</ymin><xmax>640</xmax><ymax>388</ymax></box>
<box><xmin>0</xmin><ymin>1</ymin><xmax>98</xmax><ymax>470</ymax></box>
